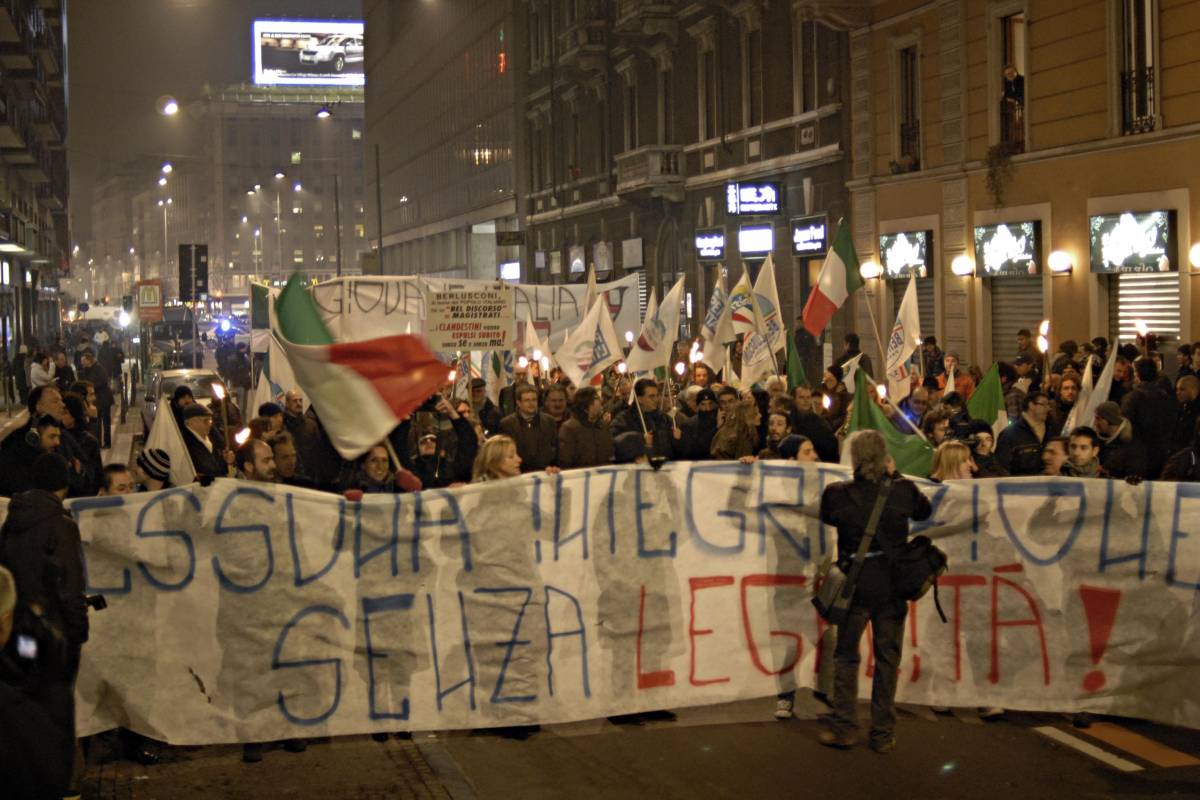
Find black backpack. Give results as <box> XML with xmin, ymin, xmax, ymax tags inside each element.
<box><xmin>890</xmin><ymin>535</ymin><xmax>949</xmax><ymax>622</ymax></box>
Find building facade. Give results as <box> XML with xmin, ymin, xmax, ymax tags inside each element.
<box><xmin>849</xmin><ymin>0</ymin><xmax>1200</xmax><ymax>374</ymax></box>
<box><xmin>86</xmin><ymin>84</ymin><xmax>369</xmax><ymax>306</ymax></box>
<box><xmin>0</xmin><ymin>0</ymin><xmax>68</xmax><ymax>351</ymax></box>
<box><xmin>364</xmin><ymin>0</ymin><xmax>522</xmax><ymax>280</ymax></box>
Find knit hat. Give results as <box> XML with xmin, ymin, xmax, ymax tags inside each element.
<box><xmin>1094</xmin><ymin>402</ymin><xmax>1123</xmax><ymax>426</ymax></box>
<box><xmin>137</xmin><ymin>448</ymin><xmax>171</xmax><ymax>482</ymax></box>
<box><xmin>182</xmin><ymin>403</ymin><xmax>213</xmax><ymax>420</ymax></box>
<box><xmin>32</xmin><ymin>453</ymin><xmax>70</xmax><ymax>493</ymax></box>
<box><xmin>777</xmin><ymin>434</ymin><xmax>805</xmax><ymax>460</ymax></box>
<box><xmin>696</xmin><ymin>388</ymin><xmax>717</xmax><ymax>406</ymax></box>
<box><xmin>966</xmin><ymin>419</ymin><xmax>994</xmax><ymax>437</ymax></box>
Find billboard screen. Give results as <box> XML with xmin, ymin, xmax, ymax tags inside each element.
<box><xmin>974</xmin><ymin>221</ymin><xmax>1041</xmax><ymax>277</ymax></box>
<box><xmin>1089</xmin><ymin>211</ymin><xmax>1177</xmax><ymax>273</ymax></box>
<box><xmin>253</xmin><ymin>20</ymin><xmax>365</xmax><ymax>87</ymax></box>
<box><xmin>878</xmin><ymin>230</ymin><xmax>931</xmax><ymax>279</ymax></box>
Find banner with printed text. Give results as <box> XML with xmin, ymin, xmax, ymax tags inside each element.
<box><xmin>424</xmin><ymin>285</ymin><xmax>514</xmax><ymax>352</ymax></box>
<box><xmin>42</xmin><ymin>467</ymin><xmax>1200</xmax><ymax>744</ymax></box>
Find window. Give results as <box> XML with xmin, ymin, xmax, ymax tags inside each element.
<box><xmin>624</xmin><ymin>81</ymin><xmax>638</xmax><ymax>152</ymax></box>
<box><xmin>293</xmin><ymin>249</ymin><xmax>304</xmax><ymax>265</ymax></box>
<box><xmin>569</xmin><ymin>107</ymin><xmax>581</xmax><ymax>175</ymax></box>
<box><xmin>1120</xmin><ymin>0</ymin><xmax>1157</xmax><ymax>134</ymax></box>
<box><xmin>355</xmin><ymin>224</ymin><xmax>365</xmax><ymax>239</ymax></box>
<box><xmin>896</xmin><ymin>45</ymin><xmax>921</xmax><ymax>170</ymax></box>
<box><xmin>999</xmin><ymin>13</ymin><xmax>1027</xmax><ymax>152</ymax></box>
<box><xmin>530</xmin><ymin>9</ymin><xmax>541</xmax><ymax>64</ymax></box>
<box><xmin>291</xmin><ymin>151</ymin><xmax>302</xmax><ymax>165</ymax></box>
<box><xmin>700</xmin><ymin>48</ymin><xmax>718</xmax><ymax>139</ymax></box>
<box><xmin>743</xmin><ymin>27</ymin><xmax>763</xmax><ymax>127</ymax></box>
<box><xmin>352</xmin><ymin>129</ymin><xmax>362</xmax><ymax>140</ymax></box>
<box><xmin>314</xmin><ymin>224</ymin><xmax>325</xmax><ymax>239</ymax></box>
<box><xmin>658</xmin><ymin>67</ymin><xmax>674</xmax><ymax>145</ymax></box>
<box><xmin>793</xmin><ymin>19</ymin><xmax>817</xmax><ymax>114</ymax></box>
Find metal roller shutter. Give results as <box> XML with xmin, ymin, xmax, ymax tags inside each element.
<box><xmin>1108</xmin><ymin>272</ymin><xmax>1181</xmax><ymax>344</ymax></box>
<box><xmin>891</xmin><ymin>277</ymin><xmax>935</xmax><ymax>341</ymax></box>
<box><xmin>989</xmin><ymin>276</ymin><xmax>1043</xmax><ymax>363</ymax></box>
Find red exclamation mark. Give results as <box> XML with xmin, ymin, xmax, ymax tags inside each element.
<box><xmin>1079</xmin><ymin>585</ymin><xmax>1122</xmax><ymax>693</ymax></box>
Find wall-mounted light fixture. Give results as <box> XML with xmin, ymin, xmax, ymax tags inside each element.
<box><xmin>860</xmin><ymin>260</ymin><xmax>883</xmax><ymax>280</ymax></box>
<box><xmin>1048</xmin><ymin>250</ymin><xmax>1074</xmax><ymax>275</ymax></box>
<box><xmin>951</xmin><ymin>254</ymin><xmax>975</xmax><ymax>277</ymax></box>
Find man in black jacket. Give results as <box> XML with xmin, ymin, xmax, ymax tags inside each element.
<box><xmin>499</xmin><ymin>384</ymin><xmax>559</xmax><ymax>473</ymax></box>
<box><xmin>818</xmin><ymin>431</ymin><xmax>931</xmax><ymax>753</ymax></box>
<box><xmin>76</xmin><ymin>349</ymin><xmax>115</xmax><ymax>449</ymax></box>
<box><xmin>469</xmin><ymin>378</ymin><xmax>502</xmax><ymax>435</ymax></box>
<box><xmin>611</xmin><ymin>378</ymin><xmax>681</xmax><ymax>460</ymax></box>
<box><xmin>678</xmin><ymin>388</ymin><xmax>719</xmax><ymax>460</ymax></box>
<box><xmin>0</xmin><ymin>454</ymin><xmax>89</xmax><ymax>793</ymax></box>
<box><xmin>1094</xmin><ymin>401</ymin><xmax>1147</xmax><ymax>479</ymax></box>
<box><xmin>791</xmin><ymin>385</ymin><xmax>840</xmax><ymax>462</ymax></box>
<box><xmin>995</xmin><ymin>391</ymin><xmax>1051</xmax><ymax>476</ymax></box>
<box><xmin>181</xmin><ymin>403</ymin><xmax>230</xmax><ymax>479</ymax></box>
<box><xmin>1121</xmin><ymin>357</ymin><xmax>1178</xmax><ymax>479</ymax></box>
<box><xmin>1171</xmin><ymin>376</ymin><xmax>1199</xmax><ymax>454</ymax></box>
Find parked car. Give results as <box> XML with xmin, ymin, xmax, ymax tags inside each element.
<box><xmin>141</xmin><ymin>368</ymin><xmax>228</xmax><ymax>436</ymax></box>
<box><xmin>298</xmin><ymin>34</ymin><xmax>363</xmax><ymax>73</ymax></box>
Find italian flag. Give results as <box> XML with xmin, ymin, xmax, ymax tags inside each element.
<box><xmin>274</xmin><ymin>274</ymin><xmax>451</xmax><ymax>459</ymax></box>
<box><xmin>802</xmin><ymin>218</ymin><xmax>863</xmax><ymax>337</ymax></box>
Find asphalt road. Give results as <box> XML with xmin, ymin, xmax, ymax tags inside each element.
<box><xmin>83</xmin><ymin>696</ymin><xmax>1200</xmax><ymax>799</ymax></box>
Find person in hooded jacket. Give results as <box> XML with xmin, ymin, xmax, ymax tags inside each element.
<box><xmin>678</xmin><ymin>388</ymin><xmax>720</xmax><ymax>460</ymax></box>
<box><xmin>0</xmin><ymin>454</ymin><xmax>89</xmax><ymax>794</ymax></box>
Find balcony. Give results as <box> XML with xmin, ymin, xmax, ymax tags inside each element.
<box><xmin>558</xmin><ymin>19</ymin><xmax>608</xmax><ymax>75</ymax></box>
<box><xmin>998</xmin><ymin>98</ymin><xmax>1025</xmax><ymax>154</ymax></box>
<box><xmin>16</xmin><ymin>142</ymin><xmax>50</xmax><ymax>182</ymax></box>
<box><xmin>615</xmin><ymin>0</ymin><xmax>677</xmax><ymax>41</ymax></box>
<box><xmin>1120</xmin><ymin>67</ymin><xmax>1157</xmax><ymax>135</ymax></box>
<box><xmin>891</xmin><ymin>119</ymin><xmax>921</xmax><ymax>173</ymax></box>
<box><xmin>31</xmin><ymin>17</ymin><xmax>58</xmax><ymax>76</ymax></box>
<box><xmin>615</xmin><ymin>144</ymin><xmax>685</xmax><ymax>202</ymax></box>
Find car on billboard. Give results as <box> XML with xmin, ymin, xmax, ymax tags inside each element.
<box><xmin>299</xmin><ymin>34</ymin><xmax>364</xmax><ymax>73</ymax></box>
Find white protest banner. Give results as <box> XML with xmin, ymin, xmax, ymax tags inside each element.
<box><xmin>310</xmin><ymin>274</ymin><xmax>642</xmax><ymax>346</ymax></box>
<box><xmin>54</xmin><ymin>468</ymin><xmax>1200</xmax><ymax>745</ymax></box>
<box><xmin>425</xmin><ymin>285</ymin><xmax>515</xmax><ymax>352</ymax></box>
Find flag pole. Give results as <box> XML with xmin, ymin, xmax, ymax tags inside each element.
<box><xmin>861</xmin><ymin>286</ymin><xmax>889</xmax><ymax>380</ymax></box>
<box><xmin>860</xmin><ymin>370</ymin><xmax>928</xmax><ymax>441</ymax></box>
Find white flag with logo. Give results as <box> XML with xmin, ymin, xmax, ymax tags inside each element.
<box><xmin>885</xmin><ymin>276</ymin><xmax>922</xmax><ymax>401</ymax></box>
<box><xmin>627</xmin><ymin>276</ymin><xmax>685</xmax><ymax>374</ymax></box>
<box><xmin>555</xmin><ymin>295</ymin><xmax>624</xmax><ymax>387</ymax></box>
<box><xmin>699</xmin><ymin>268</ymin><xmax>735</xmax><ymax>374</ymax></box>
<box><xmin>752</xmin><ymin>254</ymin><xmax>786</xmax><ymax>353</ymax></box>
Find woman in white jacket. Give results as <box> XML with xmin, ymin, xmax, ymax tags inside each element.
<box><xmin>29</xmin><ymin>352</ymin><xmax>55</xmax><ymax>388</ymax></box>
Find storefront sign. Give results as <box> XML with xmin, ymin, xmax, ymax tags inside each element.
<box><xmin>974</xmin><ymin>221</ymin><xmax>1041</xmax><ymax>277</ymax></box>
<box><xmin>694</xmin><ymin>228</ymin><xmax>726</xmax><ymax>261</ymax></box>
<box><xmin>136</xmin><ymin>280</ymin><xmax>164</xmax><ymax>323</ymax></box>
<box><xmin>790</xmin><ymin>215</ymin><xmax>828</xmax><ymax>257</ymax></box>
<box><xmin>879</xmin><ymin>230</ymin><xmax>932</xmax><ymax>279</ymax></box>
<box><xmin>1089</xmin><ymin>211</ymin><xmax>1177</xmax><ymax>273</ymax></box>
<box><xmin>738</xmin><ymin>224</ymin><xmax>775</xmax><ymax>256</ymax></box>
<box><xmin>725</xmin><ymin>181</ymin><xmax>782</xmax><ymax>215</ymax></box>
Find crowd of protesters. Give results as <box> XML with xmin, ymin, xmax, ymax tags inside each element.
<box><xmin>2</xmin><ymin>319</ymin><xmax>1200</xmax><ymax>789</ymax></box>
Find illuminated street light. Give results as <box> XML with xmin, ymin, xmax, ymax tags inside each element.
<box><xmin>157</xmin><ymin>177</ymin><xmax>167</xmax><ymax>187</ymax></box>
<box><xmin>316</xmin><ymin>106</ymin><xmax>331</xmax><ymax>119</ymax></box>
<box><xmin>274</xmin><ymin>171</ymin><xmax>285</xmax><ymax>180</ymax></box>
<box><xmin>293</xmin><ymin>182</ymin><xmax>302</xmax><ymax>192</ymax></box>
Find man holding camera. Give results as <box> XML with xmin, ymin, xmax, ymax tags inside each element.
<box><xmin>0</xmin><ymin>453</ymin><xmax>91</xmax><ymax>795</ymax></box>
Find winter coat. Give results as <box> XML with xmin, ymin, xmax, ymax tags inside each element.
<box><xmin>0</xmin><ymin>675</ymin><xmax>73</xmax><ymax>799</ymax></box>
<box><xmin>710</xmin><ymin>420</ymin><xmax>758</xmax><ymax>460</ymax></box>
<box><xmin>791</xmin><ymin>411</ymin><xmax>840</xmax><ymax>462</ymax></box>
<box><xmin>558</xmin><ymin>415</ymin><xmax>614</xmax><ymax>470</ymax></box>
<box><xmin>499</xmin><ymin>412</ymin><xmax>559</xmax><ymax>472</ymax></box>
<box><xmin>0</xmin><ymin>489</ymin><xmax>88</xmax><ymax>649</ymax></box>
<box><xmin>1121</xmin><ymin>382</ymin><xmax>1178</xmax><ymax>478</ymax></box>
<box><xmin>1161</xmin><ymin>447</ymin><xmax>1200</xmax><ymax>481</ymax></box>
<box><xmin>611</xmin><ymin>405</ymin><xmax>680</xmax><ymax>460</ymax></box>
<box><xmin>1099</xmin><ymin>421</ymin><xmax>1148</xmax><ymax>479</ymax></box>
<box><xmin>678</xmin><ymin>411</ymin><xmax>719</xmax><ymax>461</ymax></box>
<box><xmin>994</xmin><ymin>415</ymin><xmax>1047</xmax><ymax>476</ymax></box>
<box><xmin>76</xmin><ymin>362</ymin><xmax>113</xmax><ymax>410</ymax></box>
<box><xmin>184</xmin><ymin>427</ymin><xmax>227</xmax><ymax>479</ymax></box>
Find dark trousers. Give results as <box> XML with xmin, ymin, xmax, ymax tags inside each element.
<box><xmin>830</xmin><ymin>595</ymin><xmax>907</xmax><ymax>743</ymax></box>
<box><xmin>99</xmin><ymin>405</ymin><xmax>112</xmax><ymax>448</ymax></box>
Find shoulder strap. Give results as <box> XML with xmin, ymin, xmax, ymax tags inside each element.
<box><xmin>837</xmin><ymin>479</ymin><xmax>893</xmax><ymax>602</ymax></box>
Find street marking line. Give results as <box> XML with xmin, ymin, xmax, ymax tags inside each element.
<box><xmin>1081</xmin><ymin>722</ymin><xmax>1200</xmax><ymax>768</ymax></box>
<box><xmin>1035</xmin><ymin>726</ymin><xmax>1143</xmax><ymax>772</ymax></box>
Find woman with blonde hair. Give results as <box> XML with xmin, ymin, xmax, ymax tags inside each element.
<box><xmin>471</xmin><ymin>434</ymin><xmax>523</xmax><ymax>482</ymax></box>
<box><xmin>929</xmin><ymin>440</ymin><xmax>975</xmax><ymax>482</ymax></box>
<box><xmin>710</xmin><ymin>397</ymin><xmax>761</xmax><ymax>461</ymax></box>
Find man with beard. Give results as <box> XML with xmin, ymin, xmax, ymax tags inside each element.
<box><xmin>1051</xmin><ymin>373</ymin><xmax>1080</xmax><ymax>433</ymax></box>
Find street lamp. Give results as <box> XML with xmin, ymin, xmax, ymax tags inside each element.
<box><xmin>158</xmin><ymin>176</ymin><xmax>167</xmax><ymax>187</ymax></box>
<box><xmin>161</xmin><ymin>163</ymin><xmax>173</xmax><ymax>174</ymax></box>
<box><xmin>316</xmin><ymin>106</ymin><xmax>331</xmax><ymax>119</ymax></box>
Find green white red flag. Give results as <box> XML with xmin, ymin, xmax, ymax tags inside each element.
<box><xmin>802</xmin><ymin>218</ymin><xmax>863</xmax><ymax>336</ymax></box>
<box><xmin>274</xmin><ymin>274</ymin><xmax>451</xmax><ymax>459</ymax></box>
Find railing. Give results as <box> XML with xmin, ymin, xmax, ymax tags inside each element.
<box><xmin>614</xmin><ymin>144</ymin><xmax>684</xmax><ymax>194</ymax></box>
<box><xmin>999</xmin><ymin>98</ymin><xmax>1025</xmax><ymax>153</ymax></box>
<box><xmin>1120</xmin><ymin>67</ymin><xmax>1156</xmax><ymax>135</ymax></box>
<box><xmin>898</xmin><ymin>120</ymin><xmax>921</xmax><ymax>170</ymax></box>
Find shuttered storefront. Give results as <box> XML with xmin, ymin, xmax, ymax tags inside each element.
<box><xmin>1108</xmin><ymin>272</ymin><xmax>1181</xmax><ymax>344</ymax></box>
<box><xmin>989</xmin><ymin>276</ymin><xmax>1044</xmax><ymax>363</ymax></box>
<box><xmin>891</xmin><ymin>277</ymin><xmax>936</xmax><ymax>342</ymax></box>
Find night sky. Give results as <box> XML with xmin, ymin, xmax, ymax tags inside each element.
<box><xmin>67</xmin><ymin>0</ymin><xmax>361</xmax><ymax>243</ymax></box>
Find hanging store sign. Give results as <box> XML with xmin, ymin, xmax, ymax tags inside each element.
<box><xmin>974</xmin><ymin>221</ymin><xmax>1042</xmax><ymax>277</ymax></box>
<box><xmin>1089</xmin><ymin>210</ymin><xmax>1177</xmax><ymax>273</ymax></box>
<box><xmin>879</xmin><ymin>230</ymin><xmax>932</xmax><ymax>279</ymax></box>
<box><xmin>694</xmin><ymin>228</ymin><xmax>726</xmax><ymax>261</ymax></box>
<box><xmin>738</xmin><ymin>224</ymin><xmax>775</xmax><ymax>256</ymax></box>
<box><xmin>725</xmin><ymin>181</ymin><xmax>782</xmax><ymax>215</ymax></box>
<box><xmin>790</xmin><ymin>214</ymin><xmax>829</xmax><ymax>257</ymax></box>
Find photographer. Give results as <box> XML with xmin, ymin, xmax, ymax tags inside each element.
<box><xmin>818</xmin><ymin>431</ymin><xmax>932</xmax><ymax>753</ymax></box>
<box><xmin>0</xmin><ymin>453</ymin><xmax>91</xmax><ymax>794</ymax></box>
<box><xmin>392</xmin><ymin>394</ymin><xmax>479</xmax><ymax>485</ymax></box>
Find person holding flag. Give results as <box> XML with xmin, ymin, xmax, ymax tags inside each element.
<box><xmin>802</xmin><ymin>218</ymin><xmax>865</xmax><ymax>337</ymax></box>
